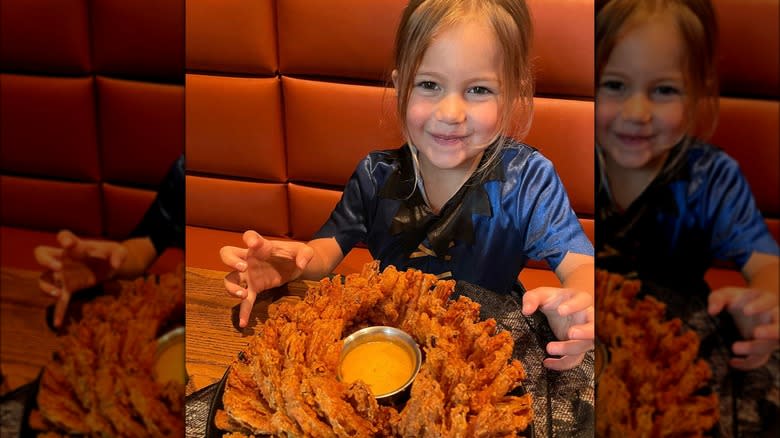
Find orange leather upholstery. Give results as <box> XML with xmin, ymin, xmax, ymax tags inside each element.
<box><xmin>0</xmin><ymin>0</ymin><xmax>184</xmax><ymax>270</ymax></box>
<box><xmin>704</xmin><ymin>0</ymin><xmax>779</xmax><ymax>288</ymax></box>
<box><xmin>185</xmin><ymin>0</ymin><xmax>595</xmax><ymax>290</ymax></box>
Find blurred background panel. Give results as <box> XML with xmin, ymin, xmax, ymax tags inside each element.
<box><xmin>705</xmin><ymin>0</ymin><xmax>779</xmax><ymax>288</ymax></box>
<box><xmin>0</xmin><ymin>0</ymin><xmax>185</xmax><ymax>271</ymax></box>
<box><xmin>0</xmin><ymin>0</ymin><xmax>184</xmax><ymax>396</ymax></box>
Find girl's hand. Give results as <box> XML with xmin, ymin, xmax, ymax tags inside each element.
<box><xmin>34</xmin><ymin>230</ymin><xmax>126</xmax><ymax>327</ymax></box>
<box><xmin>220</xmin><ymin>230</ymin><xmax>314</xmax><ymax>328</ymax></box>
<box><xmin>708</xmin><ymin>287</ymin><xmax>779</xmax><ymax>370</ymax></box>
<box><xmin>522</xmin><ymin>287</ymin><xmax>594</xmax><ymax>371</ymax></box>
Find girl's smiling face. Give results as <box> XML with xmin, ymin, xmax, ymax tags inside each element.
<box><xmin>401</xmin><ymin>18</ymin><xmax>502</xmax><ymax>174</ymax></box>
<box><xmin>596</xmin><ymin>14</ymin><xmax>688</xmax><ymax>173</ymax></box>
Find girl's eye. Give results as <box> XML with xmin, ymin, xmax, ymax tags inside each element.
<box><xmin>416</xmin><ymin>81</ymin><xmax>439</xmax><ymax>90</ymax></box>
<box><xmin>600</xmin><ymin>80</ymin><xmax>624</xmax><ymax>92</ymax></box>
<box><xmin>654</xmin><ymin>85</ymin><xmax>680</xmax><ymax>96</ymax></box>
<box><xmin>468</xmin><ymin>86</ymin><xmax>493</xmax><ymax>95</ymax></box>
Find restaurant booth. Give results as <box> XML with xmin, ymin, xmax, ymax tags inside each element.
<box><xmin>0</xmin><ymin>0</ymin><xmax>184</xmax><ymax>393</ymax></box>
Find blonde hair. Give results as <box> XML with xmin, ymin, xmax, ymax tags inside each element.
<box><xmin>596</xmin><ymin>0</ymin><xmax>720</xmax><ymax>141</ymax></box>
<box><xmin>393</xmin><ymin>0</ymin><xmax>534</xmax><ymax>178</ymax></box>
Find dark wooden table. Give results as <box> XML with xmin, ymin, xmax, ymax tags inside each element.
<box><xmin>0</xmin><ymin>267</ymin><xmax>60</xmax><ymax>396</ymax></box>
<box><xmin>184</xmin><ymin>267</ymin><xmax>314</xmax><ymax>396</ymax></box>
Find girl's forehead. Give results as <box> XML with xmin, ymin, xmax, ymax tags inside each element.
<box><xmin>608</xmin><ymin>14</ymin><xmax>686</xmax><ymax>73</ymax></box>
<box><xmin>421</xmin><ymin>19</ymin><xmax>501</xmax><ymax>65</ymax></box>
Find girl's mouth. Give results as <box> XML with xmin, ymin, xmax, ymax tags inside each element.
<box><xmin>431</xmin><ymin>133</ymin><xmax>467</xmax><ymax>146</ymax></box>
<box><xmin>616</xmin><ymin>133</ymin><xmax>653</xmax><ymax>146</ymax></box>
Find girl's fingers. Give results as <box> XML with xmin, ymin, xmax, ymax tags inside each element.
<box><xmin>84</xmin><ymin>245</ymin><xmax>116</xmax><ymax>264</ymax></box>
<box><xmin>52</xmin><ymin>291</ymin><xmax>72</xmax><ymax>328</ymax></box>
<box><xmin>543</xmin><ymin>353</ymin><xmax>585</xmax><ymax>371</ymax></box>
<box><xmin>708</xmin><ymin>287</ymin><xmax>746</xmax><ymax>315</ymax></box>
<box><xmin>754</xmin><ymin>323</ymin><xmax>780</xmax><ymax>340</ymax></box>
<box><xmin>243</xmin><ymin>230</ymin><xmax>263</xmax><ymax>248</ymax></box>
<box><xmin>522</xmin><ymin>287</ymin><xmax>568</xmax><ymax>315</ymax></box>
<box><xmin>219</xmin><ymin>246</ymin><xmax>248</xmax><ymax>271</ymax></box>
<box><xmin>56</xmin><ymin>229</ymin><xmax>78</xmax><ymax>249</ymax></box>
<box><xmin>743</xmin><ymin>293</ymin><xmax>778</xmax><ymax>315</ymax></box>
<box><xmin>567</xmin><ymin>322</ymin><xmax>595</xmax><ymax>340</ymax></box>
<box><xmin>223</xmin><ymin>271</ymin><xmax>248</xmax><ymax>299</ymax></box>
<box><xmin>109</xmin><ymin>245</ymin><xmax>128</xmax><ymax>270</ymax></box>
<box><xmin>546</xmin><ymin>339</ymin><xmax>593</xmax><ymax>357</ymax></box>
<box><xmin>34</xmin><ymin>246</ymin><xmax>64</xmax><ymax>271</ymax></box>
<box><xmin>732</xmin><ymin>339</ymin><xmax>779</xmax><ymax>357</ymax></box>
<box><xmin>557</xmin><ymin>292</ymin><xmax>593</xmax><ymax>316</ymax></box>
<box><xmin>38</xmin><ymin>277</ymin><xmax>61</xmax><ymax>297</ymax></box>
<box><xmin>223</xmin><ymin>278</ymin><xmax>246</xmax><ymax>299</ymax></box>
<box><xmin>238</xmin><ymin>293</ymin><xmax>257</xmax><ymax>328</ymax></box>
<box><xmin>246</xmin><ymin>234</ymin><xmax>273</xmax><ymax>261</ymax></box>
<box><xmin>58</xmin><ymin>230</ymin><xmax>91</xmax><ymax>259</ymax></box>
<box><xmin>295</xmin><ymin>245</ymin><xmax>314</xmax><ymax>271</ymax></box>
<box><xmin>730</xmin><ymin>353</ymin><xmax>770</xmax><ymax>370</ymax></box>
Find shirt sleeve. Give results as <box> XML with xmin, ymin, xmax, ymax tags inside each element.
<box><xmin>704</xmin><ymin>154</ymin><xmax>779</xmax><ymax>267</ymax></box>
<box><xmin>312</xmin><ymin>155</ymin><xmax>376</xmax><ymax>255</ymax></box>
<box><xmin>518</xmin><ymin>154</ymin><xmax>594</xmax><ymax>270</ymax></box>
<box><xmin>129</xmin><ymin>155</ymin><xmax>185</xmax><ymax>254</ymax></box>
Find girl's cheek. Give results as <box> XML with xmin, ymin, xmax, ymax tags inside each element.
<box><xmin>475</xmin><ymin>102</ymin><xmax>500</xmax><ymax>131</ymax></box>
<box><xmin>406</xmin><ymin>101</ymin><xmax>431</xmax><ymax>126</ymax></box>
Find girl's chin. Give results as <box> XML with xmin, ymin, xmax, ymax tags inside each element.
<box><xmin>607</xmin><ymin>150</ymin><xmax>656</xmax><ymax>170</ymax></box>
<box><xmin>415</xmin><ymin>140</ymin><xmax>491</xmax><ymax>173</ymax></box>
<box><xmin>425</xmin><ymin>156</ymin><xmax>470</xmax><ymax>171</ymax></box>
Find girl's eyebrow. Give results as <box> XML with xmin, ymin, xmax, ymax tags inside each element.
<box><xmin>600</xmin><ymin>70</ymin><xmax>684</xmax><ymax>82</ymax></box>
<box><xmin>414</xmin><ymin>70</ymin><xmax>499</xmax><ymax>83</ymax></box>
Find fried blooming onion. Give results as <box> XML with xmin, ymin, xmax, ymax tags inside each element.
<box><xmin>595</xmin><ymin>270</ymin><xmax>718</xmax><ymax>437</ymax></box>
<box><xmin>216</xmin><ymin>263</ymin><xmax>532</xmax><ymax>437</ymax></box>
<box><xmin>30</xmin><ymin>268</ymin><xmax>185</xmax><ymax>437</ymax></box>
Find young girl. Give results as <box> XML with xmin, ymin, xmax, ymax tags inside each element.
<box><xmin>595</xmin><ymin>0</ymin><xmax>779</xmax><ymax>433</ymax></box>
<box><xmin>221</xmin><ymin>0</ymin><xmax>595</xmax><ymax>371</ymax></box>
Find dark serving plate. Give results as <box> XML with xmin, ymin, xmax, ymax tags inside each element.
<box><xmin>0</xmin><ymin>372</ymin><xmax>42</xmax><ymax>437</ymax></box>
<box><xmin>205</xmin><ymin>366</ymin><xmax>535</xmax><ymax>438</ymax></box>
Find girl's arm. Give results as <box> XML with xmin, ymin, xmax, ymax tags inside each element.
<box><xmin>556</xmin><ymin>252</ymin><xmax>595</xmax><ymax>295</ymax></box>
<box><xmin>298</xmin><ymin>237</ymin><xmax>347</xmax><ymax>280</ymax></box>
<box><xmin>743</xmin><ymin>251</ymin><xmax>780</xmax><ymax>293</ymax></box>
<box><xmin>115</xmin><ymin>237</ymin><xmax>159</xmax><ymax>278</ymax></box>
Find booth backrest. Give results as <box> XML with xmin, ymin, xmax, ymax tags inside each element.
<box><xmin>711</xmin><ymin>0</ymin><xmax>779</xmax><ymax>243</ymax></box>
<box><xmin>0</xmin><ymin>0</ymin><xmax>184</xmax><ymax>269</ymax></box>
<box><xmin>185</xmin><ymin>0</ymin><xmax>595</xmax><ymax>272</ymax></box>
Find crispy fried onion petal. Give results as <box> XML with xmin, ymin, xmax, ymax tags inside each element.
<box><xmin>217</xmin><ymin>262</ymin><xmax>532</xmax><ymax>437</ymax></box>
<box><xmin>33</xmin><ymin>267</ymin><xmax>185</xmax><ymax>437</ymax></box>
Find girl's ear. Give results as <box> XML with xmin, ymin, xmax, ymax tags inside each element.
<box><xmin>391</xmin><ymin>70</ymin><xmax>399</xmax><ymax>94</ymax></box>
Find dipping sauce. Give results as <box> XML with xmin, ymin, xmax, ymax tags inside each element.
<box><xmin>155</xmin><ymin>334</ymin><xmax>185</xmax><ymax>385</ymax></box>
<box><xmin>340</xmin><ymin>340</ymin><xmax>414</xmax><ymax>396</ymax></box>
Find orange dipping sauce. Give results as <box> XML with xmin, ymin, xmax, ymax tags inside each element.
<box><xmin>339</xmin><ymin>340</ymin><xmax>415</xmax><ymax>396</ymax></box>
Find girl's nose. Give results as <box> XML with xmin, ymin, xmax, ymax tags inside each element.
<box><xmin>622</xmin><ymin>93</ymin><xmax>652</xmax><ymax>123</ymax></box>
<box><xmin>436</xmin><ymin>93</ymin><xmax>466</xmax><ymax>124</ymax></box>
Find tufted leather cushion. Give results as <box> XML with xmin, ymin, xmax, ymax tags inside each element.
<box><xmin>98</xmin><ymin>77</ymin><xmax>184</xmax><ymax>186</ymax></box>
<box><xmin>0</xmin><ymin>0</ymin><xmax>91</xmax><ymax>75</ymax></box>
<box><xmin>528</xmin><ymin>0</ymin><xmax>594</xmax><ymax>98</ymax></box>
<box><xmin>0</xmin><ymin>176</ymin><xmax>102</xmax><ymax>236</ymax></box>
<box><xmin>91</xmin><ymin>0</ymin><xmax>184</xmax><ymax>82</ymax></box>
<box><xmin>186</xmin><ymin>74</ymin><xmax>286</xmax><ymax>181</ymax></box>
<box><xmin>186</xmin><ymin>0</ymin><xmax>278</xmax><ymax>75</ymax></box>
<box><xmin>102</xmin><ymin>184</ymin><xmax>157</xmax><ymax>240</ymax></box>
<box><xmin>284</xmin><ymin>77</ymin><xmax>402</xmax><ymax>186</ymax></box>
<box><xmin>0</xmin><ymin>74</ymin><xmax>99</xmax><ymax>181</ymax></box>
<box><xmin>186</xmin><ymin>175</ymin><xmax>289</xmax><ymax>236</ymax></box>
<box><xmin>714</xmin><ymin>0</ymin><xmax>779</xmax><ymax>98</ymax></box>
